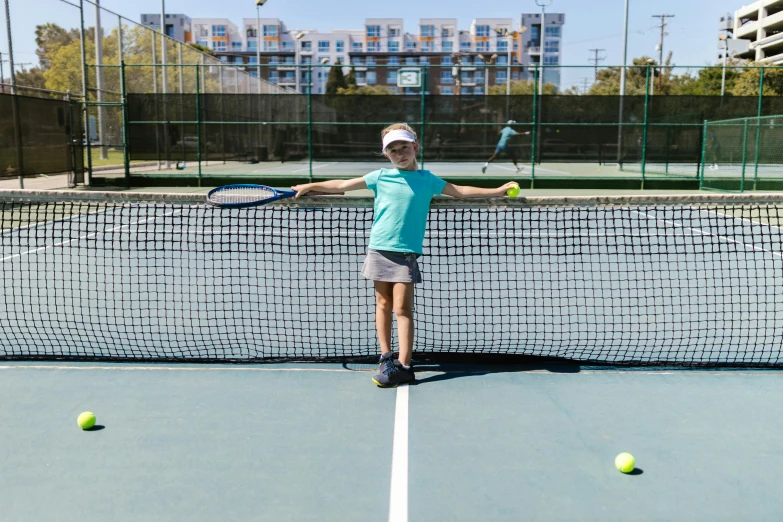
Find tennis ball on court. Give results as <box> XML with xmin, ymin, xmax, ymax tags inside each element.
<box><xmin>615</xmin><ymin>452</ymin><xmax>635</xmax><ymax>473</ymax></box>
<box><xmin>77</xmin><ymin>411</ymin><xmax>96</xmax><ymax>430</ymax></box>
<box><xmin>506</xmin><ymin>183</ymin><xmax>520</xmax><ymax>198</ymax></box>
<box><xmin>556</xmin><ymin>129</ymin><xmax>560</xmax><ymax>133</ymax></box>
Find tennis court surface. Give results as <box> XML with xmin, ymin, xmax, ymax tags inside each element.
<box><xmin>2</xmin><ymin>189</ymin><xmax>783</xmax><ymax>520</ymax></box>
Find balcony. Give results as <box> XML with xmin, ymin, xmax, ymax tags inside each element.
<box><xmin>528</xmin><ymin>46</ymin><xmax>541</xmax><ymax>55</ymax></box>
<box><xmin>277</xmin><ymin>63</ymin><xmax>297</xmax><ymax>70</ymax></box>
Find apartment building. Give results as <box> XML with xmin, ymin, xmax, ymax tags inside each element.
<box><xmin>142</xmin><ymin>14</ymin><xmax>566</xmax><ymax>94</ymax></box>
<box><xmin>140</xmin><ymin>13</ymin><xmax>192</xmax><ymax>42</ymax></box>
<box><xmin>732</xmin><ymin>0</ymin><xmax>783</xmax><ymax>64</ymax></box>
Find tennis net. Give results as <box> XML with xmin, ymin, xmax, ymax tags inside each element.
<box><xmin>2</xmin><ymin>189</ymin><xmax>783</xmax><ymax>366</ymax></box>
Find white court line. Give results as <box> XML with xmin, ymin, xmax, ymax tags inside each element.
<box><xmin>695</xmin><ymin>207</ymin><xmax>783</xmax><ymax>234</ymax></box>
<box><xmin>0</xmin><ymin>209</ymin><xmax>181</xmax><ymax>263</ymax></box>
<box><xmin>389</xmin><ymin>385</ymin><xmax>409</xmax><ymax>522</ymax></box>
<box><xmin>492</xmin><ymin>164</ymin><xmax>573</xmax><ymax>175</ymax></box>
<box><xmin>632</xmin><ymin>210</ymin><xmax>783</xmax><ymax>259</ymax></box>
<box><xmin>291</xmin><ymin>162</ymin><xmax>337</xmax><ymax>173</ymax></box>
<box><xmin>0</xmin><ymin>205</ymin><xmax>116</xmax><ymax>238</ymax></box>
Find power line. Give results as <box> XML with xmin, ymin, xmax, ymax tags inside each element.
<box><xmin>588</xmin><ymin>48</ymin><xmax>606</xmax><ymax>79</ymax></box>
<box><xmin>652</xmin><ymin>14</ymin><xmax>675</xmax><ymax>93</ymax></box>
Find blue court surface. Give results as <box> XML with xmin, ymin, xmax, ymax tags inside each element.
<box><xmin>1</xmin><ymin>363</ymin><xmax>783</xmax><ymax>521</ymax></box>
<box><xmin>3</xmin><ymin>190</ymin><xmax>783</xmax><ymax>520</ymax></box>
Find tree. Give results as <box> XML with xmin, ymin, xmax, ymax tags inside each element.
<box><xmin>730</xmin><ymin>63</ymin><xmax>783</xmax><ymax>96</ymax></box>
<box><xmin>488</xmin><ymin>79</ymin><xmax>558</xmax><ymax>95</ymax></box>
<box><xmin>325</xmin><ymin>60</ymin><xmax>347</xmax><ymax>94</ymax></box>
<box><xmin>674</xmin><ymin>64</ymin><xmax>739</xmax><ymax>95</ymax></box>
<box><xmin>588</xmin><ymin>57</ymin><xmax>660</xmax><ymax>95</ymax></box>
<box><xmin>187</xmin><ymin>43</ymin><xmax>214</xmax><ymax>56</ymax></box>
<box><xmin>15</xmin><ymin>67</ymin><xmax>47</xmax><ymax>91</ymax></box>
<box><xmin>337</xmin><ymin>84</ymin><xmax>394</xmax><ymax>95</ymax></box>
<box><xmin>35</xmin><ymin>23</ymin><xmax>77</xmax><ymax>71</ymax></box>
<box><xmin>344</xmin><ymin>67</ymin><xmax>357</xmax><ymax>89</ymax></box>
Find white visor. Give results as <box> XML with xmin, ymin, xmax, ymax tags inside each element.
<box><xmin>507</xmin><ymin>120</ymin><xmax>516</xmax><ymax>124</ymax></box>
<box><xmin>382</xmin><ymin>129</ymin><xmax>416</xmax><ymax>151</ymax></box>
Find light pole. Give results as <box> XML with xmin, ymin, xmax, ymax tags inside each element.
<box><xmin>477</xmin><ymin>53</ymin><xmax>497</xmax><ymax>94</ymax></box>
<box><xmin>255</xmin><ymin>0</ymin><xmax>267</xmax><ymax>94</ymax></box>
<box><xmin>617</xmin><ymin>0</ymin><xmax>630</xmax><ymax>168</ymax></box>
<box><xmin>535</xmin><ymin>0</ymin><xmax>552</xmax><ymax>95</ymax></box>
<box><xmin>294</xmin><ymin>32</ymin><xmax>305</xmax><ymax>93</ymax></box>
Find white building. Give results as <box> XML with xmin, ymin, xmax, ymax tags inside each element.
<box><xmin>732</xmin><ymin>0</ymin><xmax>783</xmax><ymax>63</ymax></box>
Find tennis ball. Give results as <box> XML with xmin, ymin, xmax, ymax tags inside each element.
<box><xmin>77</xmin><ymin>411</ymin><xmax>96</xmax><ymax>430</ymax></box>
<box><xmin>615</xmin><ymin>452</ymin><xmax>635</xmax><ymax>473</ymax></box>
<box><xmin>506</xmin><ymin>183</ymin><xmax>520</xmax><ymax>198</ymax></box>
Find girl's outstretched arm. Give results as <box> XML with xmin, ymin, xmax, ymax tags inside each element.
<box><xmin>291</xmin><ymin>177</ymin><xmax>367</xmax><ymax>198</ymax></box>
<box><xmin>442</xmin><ymin>181</ymin><xmax>518</xmax><ymax>198</ymax></box>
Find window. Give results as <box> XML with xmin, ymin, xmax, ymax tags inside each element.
<box><xmin>336</xmin><ymin>41</ymin><xmax>344</xmax><ymax>53</ymax></box>
<box><xmin>365</xmin><ymin>56</ymin><xmax>376</xmax><ymax>66</ymax></box>
<box><xmin>367</xmin><ymin>71</ymin><xmax>377</xmax><ymax>84</ymax></box>
<box><xmin>197</xmin><ymin>40</ymin><xmax>208</xmax><ymax>47</ymax></box>
<box><xmin>264</xmin><ymin>25</ymin><xmax>278</xmax><ymax>37</ymax></box>
<box><xmin>460</xmin><ymin>71</ymin><xmax>472</xmax><ymax>82</ymax></box>
<box><xmin>248</xmin><ymin>41</ymin><xmax>257</xmax><ymax>51</ymax></box>
<box><xmin>475</xmin><ymin>71</ymin><xmax>484</xmax><ymax>82</ymax></box>
<box><xmin>301</xmin><ymin>41</ymin><xmax>312</xmax><ymax>51</ymax></box>
<box><xmin>405</xmin><ymin>57</ymin><xmax>417</xmax><ymax>65</ymax></box>
<box><xmin>545</xmin><ymin>40</ymin><xmax>560</xmax><ymax>53</ymax></box>
<box><xmin>248</xmin><ymin>56</ymin><xmax>258</xmax><ymax>64</ymax></box>
<box><xmin>512</xmin><ymin>55</ymin><xmax>519</xmax><ymax>64</ymax></box>
<box><xmin>247</xmin><ymin>28</ymin><xmax>257</xmax><ymax>38</ymax></box>
<box><xmin>442</xmin><ymin>41</ymin><xmax>453</xmax><ymax>53</ymax></box>
<box><xmin>212</xmin><ymin>25</ymin><xmax>226</xmax><ymax>37</ymax></box>
<box><xmin>282</xmin><ymin>41</ymin><xmax>293</xmax><ymax>51</ymax></box>
<box><xmin>442</xmin><ymin>28</ymin><xmax>453</xmax><ymax>37</ymax></box>
<box><xmin>476</xmin><ymin>25</ymin><xmax>490</xmax><ymax>37</ymax></box>
<box><xmin>389</xmin><ymin>41</ymin><xmax>400</xmax><ymax>52</ymax></box>
<box><xmin>212</xmin><ymin>41</ymin><xmax>227</xmax><ymax>52</ymax></box>
<box><xmin>461</xmin><ymin>56</ymin><xmax>472</xmax><ymax>65</ymax></box>
<box><xmin>283</xmin><ymin>71</ymin><xmax>295</xmax><ymax>82</ymax></box>
<box><xmin>351</xmin><ymin>57</ymin><xmax>364</xmax><ymax>65</ymax></box>
<box><xmin>403</xmin><ymin>87</ymin><xmax>416</xmax><ymax>95</ymax></box>
<box><xmin>390</xmin><ymin>28</ymin><xmax>400</xmax><ymax>37</ymax></box>
<box><xmin>421</xmin><ymin>25</ymin><xmax>435</xmax><ymax>37</ymax></box>
<box><xmin>442</xmin><ymin>86</ymin><xmax>453</xmax><ymax>95</ymax></box>
<box><xmin>496</xmin><ymin>71</ymin><xmax>507</xmax><ymax>83</ymax></box>
<box><xmin>496</xmin><ymin>56</ymin><xmax>508</xmax><ymax>65</ymax></box>
<box><xmin>234</xmin><ymin>56</ymin><xmax>243</xmax><ymax>63</ymax></box>
<box><xmin>421</xmin><ymin>41</ymin><xmax>433</xmax><ymax>52</ymax></box>
<box><xmin>388</xmin><ymin>86</ymin><xmax>399</xmax><ymax>94</ymax></box>
<box><xmin>545</xmin><ymin>26</ymin><xmax>561</xmax><ymax>38</ymax></box>
<box><xmin>475</xmin><ymin>55</ymin><xmax>484</xmax><ymax>65</ymax></box>
<box><xmin>497</xmin><ymin>40</ymin><xmax>508</xmax><ymax>52</ymax></box>
<box><xmin>440</xmin><ymin>71</ymin><xmax>453</xmax><ymax>84</ymax></box>
<box><xmin>476</xmin><ymin>41</ymin><xmax>489</xmax><ymax>52</ymax></box>
<box><xmin>269</xmin><ymin>56</ymin><xmax>279</xmax><ymax>65</ymax></box>
<box><xmin>264</xmin><ymin>41</ymin><xmax>278</xmax><ymax>51</ymax></box>
<box><xmin>512</xmin><ymin>71</ymin><xmax>519</xmax><ymax>80</ymax></box>
<box><xmin>219</xmin><ymin>56</ymin><xmax>228</xmax><ymax>63</ymax></box>
<box><xmin>474</xmin><ymin>86</ymin><xmax>485</xmax><ymax>95</ymax></box>
<box><xmin>544</xmin><ymin>55</ymin><xmax>559</xmax><ymax>65</ymax></box>
<box><xmin>356</xmin><ymin>71</ymin><xmax>366</xmax><ymax>83</ymax></box>
<box><xmin>232</xmin><ymin>42</ymin><xmax>242</xmax><ymax>49</ymax></box>
<box><xmin>406</xmin><ymin>41</ymin><xmax>417</xmax><ymax>51</ymax></box>
<box><xmin>352</xmin><ymin>42</ymin><xmax>363</xmax><ymax>52</ymax></box>
<box><xmin>366</xmin><ymin>25</ymin><xmax>380</xmax><ymax>37</ymax></box>
<box><xmin>531</xmin><ymin>27</ymin><xmax>540</xmax><ymax>41</ymax></box>
<box><xmin>300</xmin><ymin>56</ymin><xmax>312</xmax><ymax>65</ymax></box>
<box><xmin>460</xmin><ymin>41</ymin><xmax>471</xmax><ymax>51</ymax></box>
<box><xmin>368</xmin><ymin>41</ymin><xmax>380</xmax><ymax>52</ymax></box>
<box><xmin>388</xmin><ymin>56</ymin><xmax>400</xmax><ymax>66</ymax></box>
<box><xmin>461</xmin><ymin>87</ymin><xmax>472</xmax><ymax>95</ymax></box>
<box><xmin>318</xmin><ymin>41</ymin><xmax>330</xmax><ymax>52</ymax></box>
<box><xmin>513</xmin><ymin>40</ymin><xmax>519</xmax><ymax>51</ymax></box>
<box><xmin>442</xmin><ymin>56</ymin><xmax>453</xmax><ymax>65</ymax></box>
<box><xmin>269</xmin><ymin>71</ymin><xmax>279</xmax><ymax>83</ymax></box>
<box><xmin>387</xmin><ymin>71</ymin><xmax>398</xmax><ymax>83</ymax></box>
<box><xmin>419</xmin><ymin>56</ymin><xmax>429</xmax><ymax>65</ymax></box>
<box><xmin>198</xmin><ymin>26</ymin><xmax>208</xmax><ymax>37</ymax></box>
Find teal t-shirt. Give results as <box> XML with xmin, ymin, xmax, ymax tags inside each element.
<box><xmin>497</xmin><ymin>127</ymin><xmax>518</xmax><ymax>147</ymax></box>
<box><xmin>363</xmin><ymin>168</ymin><xmax>448</xmax><ymax>255</ymax></box>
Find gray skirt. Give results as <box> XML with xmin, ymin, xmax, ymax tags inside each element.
<box><xmin>361</xmin><ymin>249</ymin><xmax>423</xmax><ymax>284</ymax></box>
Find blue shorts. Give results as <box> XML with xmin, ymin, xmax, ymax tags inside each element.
<box><xmin>495</xmin><ymin>144</ymin><xmax>509</xmax><ymax>154</ymax></box>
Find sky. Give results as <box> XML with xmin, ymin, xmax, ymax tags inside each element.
<box><xmin>1</xmin><ymin>0</ymin><xmax>742</xmax><ymax>82</ymax></box>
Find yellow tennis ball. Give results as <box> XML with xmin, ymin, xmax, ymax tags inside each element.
<box><xmin>615</xmin><ymin>453</ymin><xmax>635</xmax><ymax>473</ymax></box>
<box><xmin>506</xmin><ymin>183</ymin><xmax>520</xmax><ymax>198</ymax></box>
<box><xmin>77</xmin><ymin>412</ymin><xmax>96</xmax><ymax>430</ymax></box>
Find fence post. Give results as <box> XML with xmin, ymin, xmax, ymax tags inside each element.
<box><xmin>120</xmin><ymin>61</ymin><xmax>130</xmax><ymax>183</ymax></box>
<box><xmin>307</xmin><ymin>64</ymin><xmax>313</xmax><ymax>183</ymax></box>
<box><xmin>741</xmin><ymin>117</ymin><xmax>749</xmax><ymax>193</ymax></box>
<box><xmin>79</xmin><ymin>0</ymin><xmax>93</xmax><ymax>184</ymax></box>
<box><xmin>531</xmin><ymin>63</ymin><xmax>538</xmax><ymax>186</ymax></box>
<box><xmin>753</xmin><ymin>66</ymin><xmax>764</xmax><ymax>189</ymax></box>
<box><xmin>195</xmin><ymin>63</ymin><xmax>202</xmax><ymax>186</ymax></box>
<box><xmin>420</xmin><ymin>65</ymin><xmax>426</xmax><ymax>169</ymax></box>
<box><xmin>698</xmin><ymin>119</ymin><xmax>707</xmax><ymax>190</ymax></box>
<box><xmin>640</xmin><ymin>63</ymin><xmax>652</xmax><ymax>189</ymax></box>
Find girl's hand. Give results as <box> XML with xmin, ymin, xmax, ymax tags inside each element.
<box><xmin>291</xmin><ymin>184</ymin><xmax>311</xmax><ymax>198</ymax></box>
<box><xmin>499</xmin><ymin>181</ymin><xmax>519</xmax><ymax>195</ymax></box>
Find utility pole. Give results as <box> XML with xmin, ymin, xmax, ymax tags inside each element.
<box><xmin>652</xmin><ymin>14</ymin><xmax>675</xmax><ymax>93</ymax></box>
<box><xmin>588</xmin><ymin>48</ymin><xmax>605</xmax><ymax>80</ymax></box>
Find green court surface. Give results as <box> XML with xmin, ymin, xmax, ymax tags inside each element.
<box><xmin>1</xmin><ymin>363</ymin><xmax>782</xmax><ymax>521</ymax></box>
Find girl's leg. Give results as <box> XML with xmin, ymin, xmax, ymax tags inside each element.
<box><xmin>374</xmin><ymin>281</ymin><xmax>394</xmax><ymax>355</ymax></box>
<box><xmin>392</xmin><ymin>282</ymin><xmax>415</xmax><ymax>366</ymax></box>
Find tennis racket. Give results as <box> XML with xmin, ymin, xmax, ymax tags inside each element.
<box><xmin>206</xmin><ymin>184</ymin><xmax>297</xmax><ymax>208</ymax></box>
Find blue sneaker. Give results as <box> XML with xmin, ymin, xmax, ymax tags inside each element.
<box><xmin>372</xmin><ymin>352</ymin><xmax>413</xmax><ymax>388</ymax></box>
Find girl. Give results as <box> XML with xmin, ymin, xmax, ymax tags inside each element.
<box><xmin>291</xmin><ymin>123</ymin><xmax>518</xmax><ymax>388</ymax></box>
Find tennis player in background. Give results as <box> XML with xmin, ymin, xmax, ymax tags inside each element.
<box><xmin>291</xmin><ymin>123</ymin><xmax>518</xmax><ymax>388</ymax></box>
<box><xmin>482</xmin><ymin>120</ymin><xmax>531</xmax><ymax>174</ymax></box>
